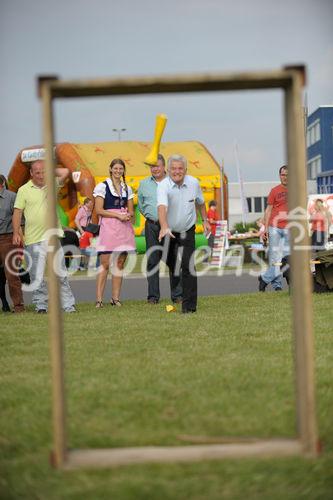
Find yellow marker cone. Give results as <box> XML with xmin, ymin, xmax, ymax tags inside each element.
<box><xmin>166</xmin><ymin>305</ymin><xmax>176</xmax><ymax>313</ymax></box>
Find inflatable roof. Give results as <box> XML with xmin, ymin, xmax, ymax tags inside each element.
<box><xmin>8</xmin><ymin>141</ymin><xmax>228</xmax><ymax>232</ymax></box>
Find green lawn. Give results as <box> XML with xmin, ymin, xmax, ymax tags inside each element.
<box><xmin>1</xmin><ymin>292</ymin><xmax>332</xmax><ymax>499</ymax></box>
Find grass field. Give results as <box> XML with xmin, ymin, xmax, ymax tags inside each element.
<box><xmin>1</xmin><ymin>292</ymin><xmax>333</xmax><ymax>499</ymax></box>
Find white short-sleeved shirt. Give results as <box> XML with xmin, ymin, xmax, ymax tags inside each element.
<box><xmin>157</xmin><ymin>175</ymin><xmax>204</xmax><ymax>232</ymax></box>
<box><xmin>93</xmin><ymin>179</ymin><xmax>134</xmax><ymax>200</ymax></box>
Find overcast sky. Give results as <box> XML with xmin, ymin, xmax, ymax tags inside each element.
<box><xmin>1</xmin><ymin>0</ymin><xmax>332</xmax><ymax>181</ymax></box>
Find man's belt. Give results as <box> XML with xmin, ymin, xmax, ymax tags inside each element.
<box><xmin>146</xmin><ymin>218</ymin><xmax>160</xmax><ymax>226</ymax></box>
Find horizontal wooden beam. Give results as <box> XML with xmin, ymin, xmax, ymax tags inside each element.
<box><xmin>38</xmin><ymin>68</ymin><xmax>303</xmax><ymax>99</ymax></box>
<box><xmin>63</xmin><ymin>439</ymin><xmax>303</xmax><ymax>469</ymax></box>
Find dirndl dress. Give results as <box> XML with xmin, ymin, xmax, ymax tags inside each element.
<box><xmin>93</xmin><ymin>179</ymin><xmax>136</xmax><ymax>254</ymax></box>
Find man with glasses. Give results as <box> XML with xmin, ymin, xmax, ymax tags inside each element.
<box><xmin>258</xmin><ymin>165</ymin><xmax>289</xmax><ymax>291</ymax></box>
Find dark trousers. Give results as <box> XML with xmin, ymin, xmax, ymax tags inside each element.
<box><xmin>166</xmin><ymin>225</ymin><xmax>197</xmax><ymax>312</ymax></box>
<box><xmin>61</xmin><ymin>229</ymin><xmax>80</xmax><ymax>269</ymax></box>
<box><xmin>145</xmin><ymin>220</ymin><xmax>182</xmax><ymax>302</ymax></box>
<box><xmin>0</xmin><ymin>266</ymin><xmax>10</xmax><ymax>311</ymax></box>
<box><xmin>0</xmin><ymin>233</ymin><xmax>24</xmax><ymax>312</ymax></box>
<box><xmin>311</xmin><ymin>230</ymin><xmax>327</xmax><ymax>251</ymax></box>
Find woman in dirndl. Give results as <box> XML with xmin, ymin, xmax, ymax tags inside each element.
<box><xmin>93</xmin><ymin>158</ymin><xmax>135</xmax><ymax>308</ymax></box>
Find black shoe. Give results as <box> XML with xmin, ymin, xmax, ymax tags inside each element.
<box><xmin>2</xmin><ymin>303</ymin><xmax>11</xmax><ymax>312</ymax></box>
<box><xmin>182</xmin><ymin>309</ymin><xmax>196</xmax><ymax>314</ymax></box>
<box><xmin>147</xmin><ymin>298</ymin><xmax>159</xmax><ymax>304</ymax></box>
<box><xmin>258</xmin><ymin>276</ymin><xmax>267</xmax><ymax>292</ymax></box>
<box><xmin>110</xmin><ymin>298</ymin><xmax>122</xmax><ymax>307</ymax></box>
<box><xmin>172</xmin><ymin>297</ymin><xmax>183</xmax><ymax>304</ymax></box>
<box><xmin>37</xmin><ymin>309</ymin><xmax>47</xmax><ymax>314</ymax></box>
<box><xmin>274</xmin><ymin>287</ymin><xmax>282</xmax><ymax>291</ymax></box>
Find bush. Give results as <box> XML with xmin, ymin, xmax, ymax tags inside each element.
<box><xmin>233</xmin><ymin>221</ymin><xmax>256</xmax><ymax>233</ymax></box>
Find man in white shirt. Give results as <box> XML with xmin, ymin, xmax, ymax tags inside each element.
<box><xmin>157</xmin><ymin>154</ymin><xmax>210</xmax><ymax>313</ymax></box>
<box><xmin>138</xmin><ymin>154</ymin><xmax>182</xmax><ymax>304</ymax></box>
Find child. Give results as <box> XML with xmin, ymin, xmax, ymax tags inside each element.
<box><xmin>79</xmin><ymin>230</ymin><xmax>94</xmax><ymax>270</ymax></box>
<box><xmin>257</xmin><ymin>217</ymin><xmax>266</xmax><ymax>246</ymax></box>
<box><xmin>207</xmin><ymin>200</ymin><xmax>219</xmax><ymax>258</ymax></box>
<box><xmin>250</xmin><ymin>217</ymin><xmax>266</xmax><ymax>251</ymax></box>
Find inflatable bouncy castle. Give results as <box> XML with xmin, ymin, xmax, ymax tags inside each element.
<box><xmin>8</xmin><ymin>141</ymin><xmax>228</xmax><ymax>252</ymax></box>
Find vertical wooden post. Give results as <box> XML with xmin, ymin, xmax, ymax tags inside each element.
<box><xmin>284</xmin><ymin>71</ymin><xmax>318</xmax><ymax>455</ymax></box>
<box><xmin>40</xmin><ymin>81</ymin><xmax>67</xmax><ymax>467</ymax></box>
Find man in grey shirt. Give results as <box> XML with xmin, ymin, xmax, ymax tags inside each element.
<box><xmin>0</xmin><ymin>174</ymin><xmax>24</xmax><ymax>312</ymax></box>
<box><xmin>138</xmin><ymin>154</ymin><xmax>182</xmax><ymax>304</ymax></box>
<box><xmin>157</xmin><ymin>154</ymin><xmax>210</xmax><ymax>313</ymax></box>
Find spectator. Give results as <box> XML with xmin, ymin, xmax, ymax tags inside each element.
<box><xmin>138</xmin><ymin>153</ymin><xmax>182</xmax><ymax>304</ymax></box>
<box><xmin>75</xmin><ymin>197</ymin><xmax>93</xmax><ymax>235</ymax></box>
<box><xmin>93</xmin><ymin>158</ymin><xmax>135</xmax><ymax>308</ymax></box>
<box><xmin>12</xmin><ymin>160</ymin><xmax>76</xmax><ymax>313</ymax></box>
<box><xmin>206</xmin><ymin>199</ymin><xmax>219</xmax><ymax>259</ymax></box>
<box><xmin>61</xmin><ymin>227</ymin><xmax>80</xmax><ymax>269</ymax></box>
<box><xmin>258</xmin><ymin>165</ymin><xmax>289</xmax><ymax>292</ymax></box>
<box><xmin>0</xmin><ymin>174</ymin><xmax>25</xmax><ymax>313</ymax></box>
<box><xmin>78</xmin><ymin>227</ymin><xmax>100</xmax><ymax>270</ymax></box>
<box><xmin>310</xmin><ymin>198</ymin><xmax>332</xmax><ymax>251</ymax></box>
<box><xmin>157</xmin><ymin>154</ymin><xmax>210</xmax><ymax>313</ymax></box>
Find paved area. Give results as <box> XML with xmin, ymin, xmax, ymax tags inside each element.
<box><xmin>21</xmin><ymin>269</ymin><xmax>287</xmax><ymax>305</ymax></box>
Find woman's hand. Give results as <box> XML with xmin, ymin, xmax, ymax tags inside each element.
<box><xmin>118</xmin><ymin>212</ymin><xmax>131</xmax><ymax>222</ymax></box>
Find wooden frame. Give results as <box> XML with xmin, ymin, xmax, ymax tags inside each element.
<box><xmin>39</xmin><ymin>66</ymin><xmax>318</xmax><ymax>469</ymax></box>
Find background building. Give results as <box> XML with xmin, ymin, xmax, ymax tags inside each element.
<box><xmin>307</xmin><ymin>105</ymin><xmax>333</xmax><ymax>193</ymax></box>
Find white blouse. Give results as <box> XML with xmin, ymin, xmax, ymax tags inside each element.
<box><xmin>93</xmin><ymin>178</ymin><xmax>134</xmax><ymax>200</ymax></box>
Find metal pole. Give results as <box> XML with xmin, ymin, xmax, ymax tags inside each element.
<box><xmin>112</xmin><ymin>128</ymin><xmax>126</xmax><ymax>141</ymax></box>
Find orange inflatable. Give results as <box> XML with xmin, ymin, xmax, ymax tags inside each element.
<box><xmin>8</xmin><ymin>141</ymin><xmax>228</xmax><ymax>231</ymax></box>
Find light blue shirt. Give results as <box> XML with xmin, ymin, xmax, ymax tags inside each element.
<box><xmin>157</xmin><ymin>175</ymin><xmax>204</xmax><ymax>232</ymax></box>
<box><xmin>138</xmin><ymin>176</ymin><xmax>159</xmax><ymax>221</ymax></box>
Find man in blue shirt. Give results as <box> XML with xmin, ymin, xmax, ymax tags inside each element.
<box><xmin>138</xmin><ymin>154</ymin><xmax>182</xmax><ymax>304</ymax></box>
<box><xmin>157</xmin><ymin>154</ymin><xmax>210</xmax><ymax>313</ymax></box>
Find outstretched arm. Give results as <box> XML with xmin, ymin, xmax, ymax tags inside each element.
<box><xmin>158</xmin><ymin>205</ymin><xmax>174</xmax><ymax>241</ymax></box>
<box><xmin>55</xmin><ymin>167</ymin><xmax>70</xmax><ymax>186</ymax></box>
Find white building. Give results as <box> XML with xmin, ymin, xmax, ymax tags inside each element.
<box><xmin>228</xmin><ymin>180</ymin><xmax>317</xmax><ymax>229</ymax></box>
